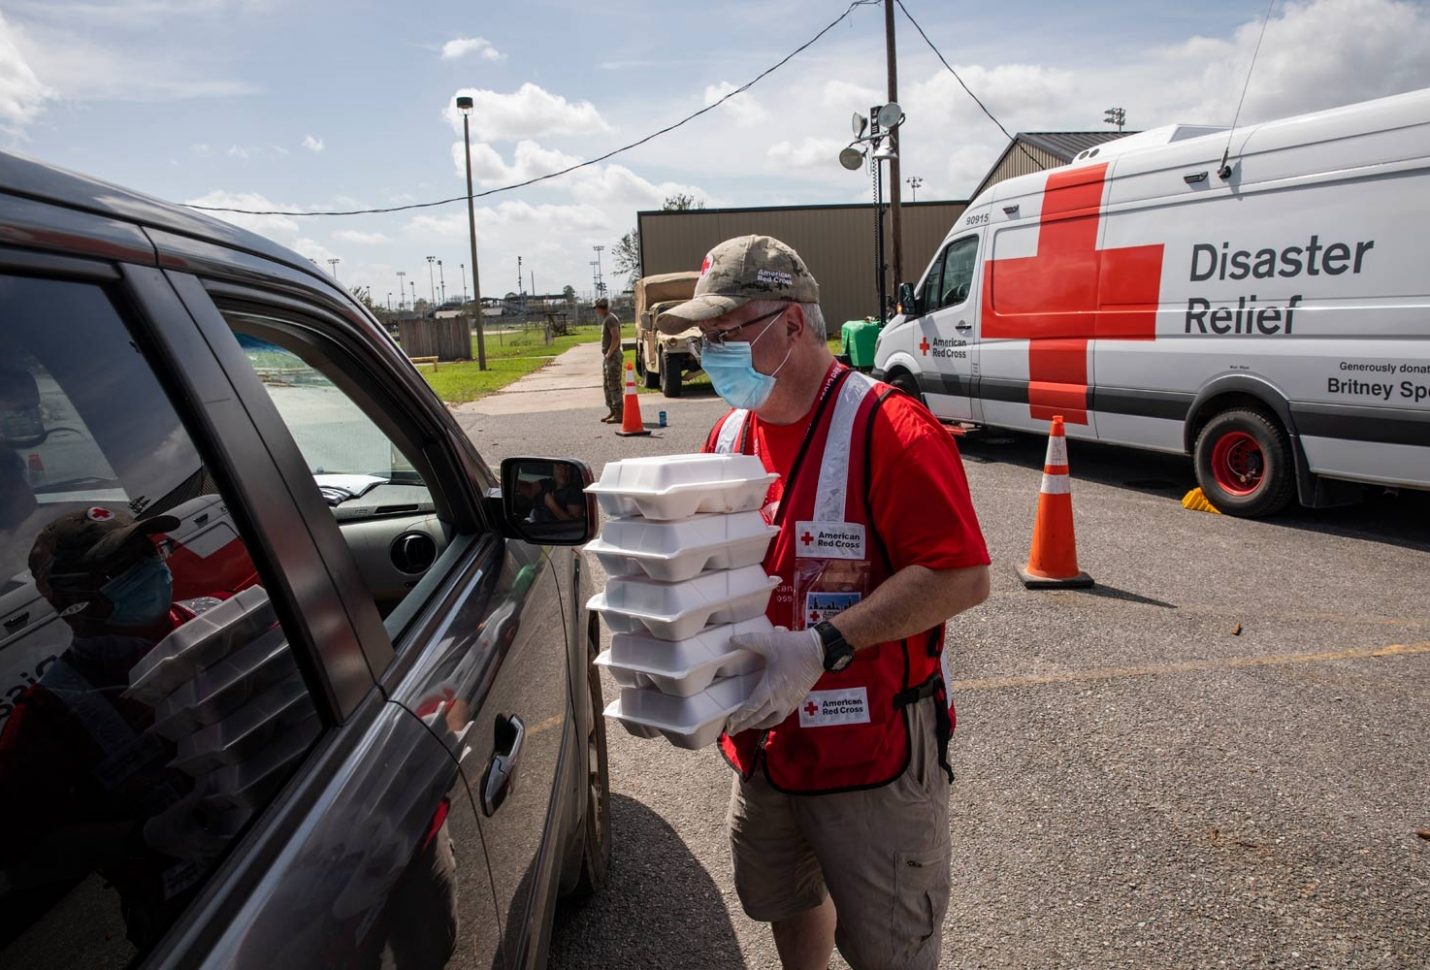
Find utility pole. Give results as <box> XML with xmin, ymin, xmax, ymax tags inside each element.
<box><xmin>593</xmin><ymin>245</ymin><xmax>606</xmax><ymax>298</ymax></box>
<box><xmin>884</xmin><ymin>0</ymin><xmax>903</xmax><ymax>292</ymax></box>
<box><xmin>425</xmin><ymin>256</ymin><xmax>436</xmax><ymax>306</ymax></box>
<box><xmin>396</xmin><ymin>270</ymin><xmax>406</xmax><ymax>310</ymax></box>
<box><xmin>457</xmin><ymin>95</ymin><xmax>487</xmax><ymax>369</ymax></box>
<box><xmin>410</xmin><ymin>280</ymin><xmax>417</xmax><ymax>311</ymax></box>
<box><xmin>460</xmin><ymin>263</ymin><xmax>467</xmax><ymax>303</ymax></box>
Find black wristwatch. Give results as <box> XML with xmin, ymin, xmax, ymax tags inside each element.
<box><xmin>813</xmin><ymin>620</ymin><xmax>855</xmax><ymax>672</ymax></box>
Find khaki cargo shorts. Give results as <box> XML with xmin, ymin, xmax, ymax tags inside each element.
<box><xmin>726</xmin><ymin>697</ymin><xmax>951</xmax><ymax>970</ymax></box>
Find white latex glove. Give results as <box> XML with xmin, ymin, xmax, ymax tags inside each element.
<box><xmin>725</xmin><ymin>627</ymin><xmax>825</xmax><ymax>735</ymax></box>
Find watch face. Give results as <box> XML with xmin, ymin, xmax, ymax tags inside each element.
<box><xmin>830</xmin><ymin>650</ymin><xmax>854</xmax><ymax>672</ymax></box>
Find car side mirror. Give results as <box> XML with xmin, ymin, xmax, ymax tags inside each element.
<box><xmin>897</xmin><ymin>282</ymin><xmax>918</xmax><ymax>318</ymax></box>
<box><xmin>497</xmin><ymin>457</ymin><xmax>597</xmax><ymax>546</ymax></box>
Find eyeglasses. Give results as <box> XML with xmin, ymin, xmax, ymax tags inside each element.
<box><xmin>701</xmin><ymin>305</ymin><xmax>789</xmax><ymax>347</ymax></box>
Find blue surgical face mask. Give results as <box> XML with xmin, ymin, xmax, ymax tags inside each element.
<box><xmin>101</xmin><ymin>556</ymin><xmax>173</xmax><ymax>628</ymax></box>
<box><xmin>700</xmin><ymin>312</ymin><xmax>794</xmax><ymax>410</ymax></box>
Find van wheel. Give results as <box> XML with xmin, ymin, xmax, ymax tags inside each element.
<box><xmin>1193</xmin><ymin>409</ymin><xmax>1296</xmax><ymax>517</ymax></box>
<box><xmin>571</xmin><ymin>632</ymin><xmax>611</xmax><ymax>897</ymax></box>
<box><xmin>890</xmin><ymin>371</ymin><xmax>924</xmax><ymax>406</ymax></box>
<box><xmin>661</xmin><ymin>350</ymin><xmax>685</xmax><ymax>398</ymax></box>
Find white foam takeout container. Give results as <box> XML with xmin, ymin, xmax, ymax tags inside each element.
<box><xmin>584</xmin><ymin>454</ymin><xmax>777</xmax><ymax>521</ymax></box>
<box><xmin>585</xmin><ymin>511</ymin><xmax>777</xmax><ymax>583</ymax></box>
<box><xmin>595</xmin><ymin>615</ymin><xmax>771</xmax><ymax>697</ymax></box>
<box><xmin>127</xmin><ymin>586</ymin><xmax>275</xmax><ymax>704</ymax></box>
<box><xmin>587</xmin><ymin>564</ymin><xmax>779</xmax><ymax>642</ymax></box>
<box><xmin>603</xmin><ymin>672</ymin><xmax>761</xmax><ymax>750</ymax></box>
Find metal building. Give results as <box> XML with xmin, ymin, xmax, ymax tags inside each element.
<box><xmin>970</xmin><ymin>131</ymin><xmax>1138</xmax><ymax>198</ymax></box>
<box><xmin>638</xmin><ymin>201</ymin><xmax>966</xmax><ymax>334</ymax></box>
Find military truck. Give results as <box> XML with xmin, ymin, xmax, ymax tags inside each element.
<box><xmin>633</xmin><ymin>271</ymin><xmax>701</xmax><ymax>397</ymax></box>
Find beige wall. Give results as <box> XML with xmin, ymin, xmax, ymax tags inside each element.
<box><xmin>639</xmin><ymin>201</ymin><xmax>967</xmax><ymax>334</ymax></box>
<box><xmin>972</xmin><ymin>143</ymin><xmax>1064</xmax><ymax>198</ymax></box>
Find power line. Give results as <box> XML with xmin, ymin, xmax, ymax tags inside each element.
<box><xmin>184</xmin><ymin>0</ymin><xmax>882</xmax><ymax>218</ymax></box>
<box><xmin>893</xmin><ymin>0</ymin><xmax>1045</xmax><ymax>173</ymax></box>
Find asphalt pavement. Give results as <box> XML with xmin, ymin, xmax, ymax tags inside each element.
<box><xmin>455</xmin><ymin>358</ymin><xmax>1430</xmax><ymax>970</ymax></box>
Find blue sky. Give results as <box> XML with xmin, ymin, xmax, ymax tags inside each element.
<box><xmin>4</xmin><ymin>0</ymin><xmax>1429</xmax><ymax>306</ymax></box>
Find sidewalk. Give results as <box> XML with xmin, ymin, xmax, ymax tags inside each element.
<box><xmin>451</xmin><ymin>342</ymin><xmax>604</xmax><ymax>416</ymax></box>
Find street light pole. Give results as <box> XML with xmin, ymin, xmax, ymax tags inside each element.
<box><xmin>906</xmin><ymin>176</ymin><xmax>922</xmax><ymax>202</ymax></box>
<box><xmin>457</xmin><ymin>95</ymin><xmax>487</xmax><ymax>370</ymax></box>
<box><xmin>327</xmin><ymin>258</ymin><xmax>340</xmax><ymax>279</ymax></box>
<box><xmin>884</xmin><ymin>0</ymin><xmax>903</xmax><ymax>289</ymax></box>
<box><xmin>460</xmin><ymin>263</ymin><xmax>468</xmax><ymax>303</ymax></box>
<box><xmin>593</xmin><ymin>245</ymin><xmax>605</xmax><ymax>298</ymax></box>
<box><xmin>396</xmin><ymin>270</ymin><xmax>406</xmax><ymax>310</ymax></box>
<box><xmin>410</xmin><ymin>280</ymin><xmax>417</xmax><ymax>310</ymax></box>
<box><xmin>437</xmin><ymin>260</ymin><xmax>446</xmax><ymax>304</ymax></box>
<box><xmin>387</xmin><ymin>292</ymin><xmax>393</xmax><ymax>311</ymax></box>
<box><xmin>425</xmin><ymin>256</ymin><xmax>436</xmax><ymax>307</ymax></box>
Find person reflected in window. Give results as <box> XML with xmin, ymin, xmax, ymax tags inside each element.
<box><xmin>0</xmin><ymin>507</ymin><xmax>216</xmax><ymax>951</ymax></box>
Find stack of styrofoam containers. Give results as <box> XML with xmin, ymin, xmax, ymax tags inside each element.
<box><xmin>126</xmin><ymin>586</ymin><xmax>321</xmax><ymax>845</ymax></box>
<box><xmin>585</xmin><ymin>455</ymin><xmax>780</xmax><ymax>749</ymax></box>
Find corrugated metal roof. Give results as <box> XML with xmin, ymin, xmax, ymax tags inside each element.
<box><xmin>1017</xmin><ymin>131</ymin><xmax>1139</xmax><ymax>161</ymax></box>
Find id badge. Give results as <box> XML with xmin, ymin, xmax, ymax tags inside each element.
<box><xmin>792</xmin><ymin>554</ymin><xmax>870</xmax><ymax>631</ymax></box>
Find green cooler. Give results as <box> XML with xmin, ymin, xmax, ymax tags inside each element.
<box><xmin>840</xmin><ymin>318</ymin><xmax>881</xmax><ymax>370</ymax></box>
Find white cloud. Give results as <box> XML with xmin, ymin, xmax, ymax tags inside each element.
<box><xmin>450</xmin><ymin>138</ymin><xmax>582</xmax><ymax>187</ymax></box>
<box><xmin>443</xmin><ymin>83</ymin><xmax>610</xmax><ymax>141</ymax></box>
<box><xmin>333</xmin><ymin>229</ymin><xmax>390</xmax><ymax>245</ymax></box>
<box><xmin>704</xmin><ymin>80</ymin><xmax>768</xmax><ymax>127</ymax></box>
<box><xmin>767</xmin><ymin>136</ymin><xmax>847</xmax><ymax>170</ymax></box>
<box><xmin>302</xmin><ymin>134</ymin><xmax>324</xmax><ymax>152</ymax></box>
<box><xmin>441</xmin><ymin>36</ymin><xmax>503</xmax><ymax>61</ymax></box>
<box><xmin>0</xmin><ymin>14</ymin><xmax>52</xmax><ymax>129</ymax></box>
<box><xmin>184</xmin><ymin>190</ymin><xmax>301</xmax><ymax>238</ymax></box>
<box><xmin>226</xmin><ymin>144</ymin><xmax>255</xmax><ymax>159</ymax></box>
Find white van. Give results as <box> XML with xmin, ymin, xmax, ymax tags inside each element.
<box><xmin>873</xmin><ymin>88</ymin><xmax>1430</xmax><ymax>516</ymax></box>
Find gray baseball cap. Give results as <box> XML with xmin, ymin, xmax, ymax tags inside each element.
<box><xmin>656</xmin><ymin>235</ymin><xmax>819</xmax><ymax>334</ymax></box>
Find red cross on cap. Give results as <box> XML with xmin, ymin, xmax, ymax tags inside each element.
<box><xmin>804</xmin><ymin>701</ymin><xmax>819</xmax><ymax>717</ymax></box>
<box><xmin>800</xmin><ymin>532</ymin><xmax>814</xmax><ymax>546</ymax></box>
<box><xmin>919</xmin><ymin>337</ymin><xmax>930</xmax><ymax>355</ymax></box>
<box><xmin>86</xmin><ymin>507</ymin><xmax>114</xmax><ymax>522</ymax></box>
<box><xmin>700</xmin><ymin>255</ymin><xmax>712</xmax><ymax>275</ymax></box>
<box><xmin>980</xmin><ymin>163</ymin><xmax>1163</xmax><ymax>425</ymax></box>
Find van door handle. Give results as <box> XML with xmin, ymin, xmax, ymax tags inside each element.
<box><xmin>955</xmin><ymin>322</ymin><xmax>972</xmax><ymax>331</ymax></box>
<box><xmin>480</xmin><ymin>714</ymin><xmax>525</xmax><ymax>816</ymax></box>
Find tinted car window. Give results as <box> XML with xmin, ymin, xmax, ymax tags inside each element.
<box><xmin>939</xmin><ymin>235</ymin><xmax>979</xmax><ymax>309</ymax></box>
<box><xmin>0</xmin><ymin>276</ymin><xmax>321</xmax><ymax>966</ymax></box>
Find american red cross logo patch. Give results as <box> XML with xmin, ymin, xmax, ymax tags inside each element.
<box><xmin>980</xmin><ymin>162</ymin><xmax>1163</xmax><ymax>425</ymax></box>
<box><xmin>86</xmin><ymin>507</ymin><xmax>114</xmax><ymax>521</ymax></box>
<box><xmin>800</xmin><ymin>532</ymin><xmax>813</xmax><ymax>546</ymax></box>
<box><xmin>804</xmin><ymin>701</ymin><xmax>819</xmax><ymax>717</ymax></box>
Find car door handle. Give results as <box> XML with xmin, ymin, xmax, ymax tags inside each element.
<box><xmin>955</xmin><ymin>321</ymin><xmax>972</xmax><ymax>331</ymax></box>
<box><xmin>480</xmin><ymin>714</ymin><xmax>525</xmax><ymax>817</ymax></box>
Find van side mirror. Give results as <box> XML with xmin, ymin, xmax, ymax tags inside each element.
<box><xmin>897</xmin><ymin>282</ymin><xmax>918</xmax><ymax>318</ymax></box>
<box><xmin>496</xmin><ymin>457</ymin><xmax>597</xmax><ymax>546</ymax></box>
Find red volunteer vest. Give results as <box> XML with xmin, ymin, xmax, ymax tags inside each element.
<box><xmin>706</xmin><ymin>365</ymin><xmax>952</xmax><ymax>795</ymax></box>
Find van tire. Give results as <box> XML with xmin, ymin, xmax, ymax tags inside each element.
<box><xmin>661</xmin><ymin>350</ymin><xmax>684</xmax><ymax>398</ymax></box>
<box><xmin>1193</xmin><ymin>409</ymin><xmax>1296</xmax><ymax>517</ymax></box>
<box><xmin>889</xmin><ymin>371</ymin><xmax>924</xmax><ymax>406</ymax></box>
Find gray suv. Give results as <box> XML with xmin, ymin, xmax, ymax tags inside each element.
<box><xmin>0</xmin><ymin>151</ymin><xmax>609</xmax><ymax>968</ymax></box>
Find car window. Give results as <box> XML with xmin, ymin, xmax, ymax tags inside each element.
<box><xmin>938</xmin><ymin>235</ymin><xmax>979</xmax><ymax>309</ymax></box>
<box><xmin>0</xmin><ymin>275</ymin><xmax>322</xmax><ymax>967</ymax></box>
<box><xmin>916</xmin><ymin>252</ymin><xmax>943</xmax><ymax>316</ymax></box>
<box><xmin>221</xmin><ymin>311</ymin><xmax>449</xmax><ymax>621</ymax></box>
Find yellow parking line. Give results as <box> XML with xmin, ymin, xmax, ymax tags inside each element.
<box><xmin>952</xmin><ymin>641</ymin><xmax>1430</xmax><ymax>692</ymax></box>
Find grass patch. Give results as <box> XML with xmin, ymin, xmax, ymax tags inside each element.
<box><xmin>418</xmin><ymin>321</ymin><xmax>639</xmax><ymax>405</ymax></box>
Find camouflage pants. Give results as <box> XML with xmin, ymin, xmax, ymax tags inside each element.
<box><xmin>602</xmin><ymin>354</ymin><xmax>624</xmax><ymax>415</ymax></box>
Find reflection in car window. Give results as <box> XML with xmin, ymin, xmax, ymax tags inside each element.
<box><xmin>939</xmin><ymin>236</ymin><xmax>979</xmax><ymax>309</ymax></box>
<box><xmin>0</xmin><ymin>275</ymin><xmax>321</xmax><ymax>966</ymax></box>
<box><xmin>917</xmin><ymin>253</ymin><xmax>943</xmax><ymax>316</ymax></box>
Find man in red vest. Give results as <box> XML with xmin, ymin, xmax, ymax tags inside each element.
<box><xmin>657</xmin><ymin>235</ymin><xmax>990</xmax><ymax>970</ymax></box>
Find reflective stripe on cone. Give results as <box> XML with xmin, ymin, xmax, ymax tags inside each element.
<box><xmin>616</xmin><ymin>361</ymin><xmax>652</xmax><ymax>437</ymax></box>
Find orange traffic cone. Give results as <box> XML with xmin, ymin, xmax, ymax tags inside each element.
<box><xmin>1016</xmin><ymin>415</ymin><xmax>1093</xmax><ymax>589</ymax></box>
<box><xmin>615</xmin><ymin>361</ymin><xmax>652</xmax><ymax>437</ymax></box>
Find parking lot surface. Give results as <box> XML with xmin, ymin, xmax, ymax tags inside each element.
<box><xmin>457</xmin><ymin>389</ymin><xmax>1430</xmax><ymax>970</ymax></box>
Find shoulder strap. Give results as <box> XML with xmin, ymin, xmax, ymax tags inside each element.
<box><xmin>711</xmin><ymin>409</ymin><xmax>749</xmax><ymax>454</ymax></box>
<box><xmin>811</xmin><ymin>371</ymin><xmax>878</xmax><ymax>523</ymax></box>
